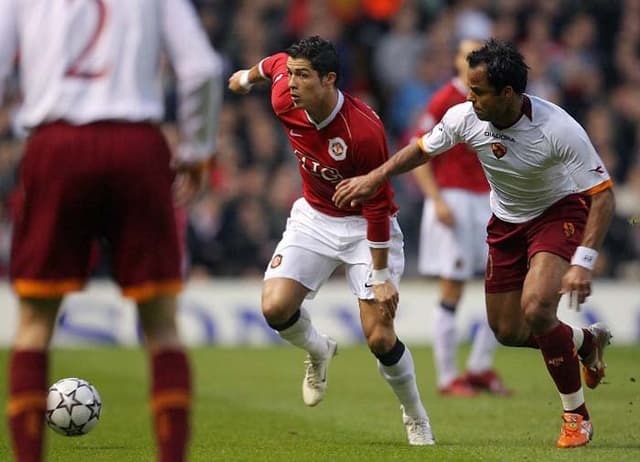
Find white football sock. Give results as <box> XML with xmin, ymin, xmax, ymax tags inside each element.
<box><xmin>378</xmin><ymin>347</ymin><xmax>427</xmax><ymax>420</ymax></box>
<box><xmin>466</xmin><ymin>318</ymin><xmax>499</xmax><ymax>374</ymax></box>
<box><xmin>570</xmin><ymin>325</ymin><xmax>585</xmax><ymax>352</ymax></box>
<box><xmin>433</xmin><ymin>304</ymin><xmax>457</xmax><ymax>387</ymax></box>
<box><xmin>277</xmin><ymin>306</ymin><xmax>329</xmax><ymax>359</ymax></box>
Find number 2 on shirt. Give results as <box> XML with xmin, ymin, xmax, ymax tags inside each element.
<box><xmin>65</xmin><ymin>0</ymin><xmax>108</xmax><ymax>79</ymax></box>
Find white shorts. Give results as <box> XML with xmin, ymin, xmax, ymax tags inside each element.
<box><xmin>417</xmin><ymin>189</ymin><xmax>490</xmax><ymax>280</ymax></box>
<box><xmin>264</xmin><ymin>198</ymin><xmax>405</xmax><ymax>300</ymax></box>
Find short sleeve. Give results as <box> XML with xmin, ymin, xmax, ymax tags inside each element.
<box><xmin>417</xmin><ymin>103</ymin><xmax>467</xmax><ymax>157</ymax></box>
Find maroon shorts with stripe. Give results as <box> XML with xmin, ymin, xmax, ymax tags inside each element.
<box><xmin>10</xmin><ymin>121</ymin><xmax>182</xmax><ymax>301</ymax></box>
<box><xmin>485</xmin><ymin>194</ymin><xmax>589</xmax><ymax>294</ymax></box>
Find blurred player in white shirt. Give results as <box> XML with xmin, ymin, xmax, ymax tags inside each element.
<box><xmin>410</xmin><ymin>39</ymin><xmax>510</xmax><ymax>397</ymax></box>
<box><xmin>0</xmin><ymin>1</ymin><xmax>222</xmax><ymax>461</ymax></box>
<box><xmin>334</xmin><ymin>39</ymin><xmax>615</xmax><ymax>449</ymax></box>
<box><xmin>229</xmin><ymin>36</ymin><xmax>434</xmax><ymax>446</ymax></box>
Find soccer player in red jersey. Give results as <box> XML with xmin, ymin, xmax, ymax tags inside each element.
<box><xmin>334</xmin><ymin>39</ymin><xmax>615</xmax><ymax>448</ymax></box>
<box><xmin>410</xmin><ymin>39</ymin><xmax>510</xmax><ymax>397</ymax></box>
<box><xmin>0</xmin><ymin>1</ymin><xmax>222</xmax><ymax>461</ymax></box>
<box><xmin>229</xmin><ymin>36</ymin><xmax>434</xmax><ymax>445</ymax></box>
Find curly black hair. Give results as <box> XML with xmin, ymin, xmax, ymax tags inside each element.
<box><xmin>467</xmin><ymin>38</ymin><xmax>529</xmax><ymax>94</ymax></box>
<box><xmin>286</xmin><ymin>35</ymin><xmax>340</xmax><ymax>82</ymax></box>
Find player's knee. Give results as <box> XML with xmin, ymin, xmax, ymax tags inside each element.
<box><xmin>491</xmin><ymin>318</ymin><xmax>527</xmax><ymax>346</ymax></box>
<box><xmin>493</xmin><ymin>329</ymin><xmax>523</xmax><ymax>347</ymax></box>
<box><xmin>366</xmin><ymin>328</ymin><xmax>396</xmax><ymax>355</ymax></box>
<box><xmin>261</xmin><ymin>292</ymin><xmax>295</xmax><ymax>325</ymax></box>
<box><xmin>522</xmin><ymin>295</ymin><xmax>556</xmax><ymax>332</ymax></box>
<box><xmin>137</xmin><ymin>296</ymin><xmax>181</xmax><ymax>349</ymax></box>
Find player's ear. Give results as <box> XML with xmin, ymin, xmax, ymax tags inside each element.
<box><xmin>323</xmin><ymin>72</ymin><xmax>337</xmax><ymax>87</ymax></box>
<box><xmin>501</xmin><ymin>85</ymin><xmax>515</xmax><ymax>98</ymax></box>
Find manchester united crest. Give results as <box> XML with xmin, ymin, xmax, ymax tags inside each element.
<box><xmin>270</xmin><ymin>254</ymin><xmax>283</xmax><ymax>268</ymax></box>
<box><xmin>328</xmin><ymin>137</ymin><xmax>347</xmax><ymax>161</ymax></box>
<box><xmin>491</xmin><ymin>142</ymin><xmax>507</xmax><ymax>159</ymax></box>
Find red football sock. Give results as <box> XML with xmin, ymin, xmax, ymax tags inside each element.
<box><xmin>151</xmin><ymin>350</ymin><xmax>192</xmax><ymax>462</ymax></box>
<box><xmin>535</xmin><ymin>323</ymin><xmax>589</xmax><ymax>419</ymax></box>
<box><xmin>8</xmin><ymin>350</ymin><xmax>48</xmax><ymax>462</ymax></box>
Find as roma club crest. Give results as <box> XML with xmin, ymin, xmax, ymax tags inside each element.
<box><xmin>328</xmin><ymin>137</ymin><xmax>347</xmax><ymax>161</ymax></box>
<box><xmin>491</xmin><ymin>142</ymin><xmax>507</xmax><ymax>159</ymax></box>
<box><xmin>563</xmin><ymin>222</ymin><xmax>575</xmax><ymax>238</ymax></box>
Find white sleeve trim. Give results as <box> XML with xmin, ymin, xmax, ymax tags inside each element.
<box><xmin>367</xmin><ymin>240</ymin><xmax>391</xmax><ymax>249</ymax></box>
<box><xmin>258</xmin><ymin>58</ymin><xmax>269</xmax><ymax>80</ymax></box>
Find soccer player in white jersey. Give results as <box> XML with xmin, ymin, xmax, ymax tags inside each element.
<box><xmin>0</xmin><ymin>1</ymin><xmax>222</xmax><ymax>461</ymax></box>
<box><xmin>410</xmin><ymin>39</ymin><xmax>510</xmax><ymax>397</ymax></box>
<box><xmin>334</xmin><ymin>38</ymin><xmax>615</xmax><ymax>448</ymax></box>
<box><xmin>228</xmin><ymin>36</ymin><xmax>434</xmax><ymax>446</ymax></box>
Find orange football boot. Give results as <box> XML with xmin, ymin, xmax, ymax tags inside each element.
<box><xmin>557</xmin><ymin>413</ymin><xmax>592</xmax><ymax>448</ymax></box>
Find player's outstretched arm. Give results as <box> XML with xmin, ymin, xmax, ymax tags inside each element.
<box><xmin>228</xmin><ymin>66</ymin><xmax>264</xmax><ymax>95</ymax></box>
<box><xmin>561</xmin><ymin>187</ymin><xmax>615</xmax><ymax>308</ymax></box>
<box><xmin>333</xmin><ymin>142</ymin><xmax>430</xmax><ymax>208</ymax></box>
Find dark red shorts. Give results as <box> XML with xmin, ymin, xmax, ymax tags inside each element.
<box><xmin>485</xmin><ymin>194</ymin><xmax>589</xmax><ymax>294</ymax></box>
<box><xmin>10</xmin><ymin>121</ymin><xmax>182</xmax><ymax>301</ymax></box>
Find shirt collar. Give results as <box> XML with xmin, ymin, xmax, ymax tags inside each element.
<box><xmin>305</xmin><ymin>90</ymin><xmax>344</xmax><ymax>130</ymax></box>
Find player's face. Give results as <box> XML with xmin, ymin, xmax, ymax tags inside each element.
<box><xmin>466</xmin><ymin>64</ymin><xmax>511</xmax><ymax>123</ymax></box>
<box><xmin>286</xmin><ymin>57</ymin><xmax>334</xmax><ymax>111</ymax></box>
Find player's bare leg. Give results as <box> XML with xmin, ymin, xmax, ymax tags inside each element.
<box><xmin>139</xmin><ymin>295</ymin><xmax>191</xmax><ymax>462</ymax></box>
<box><xmin>8</xmin><ymin>297</ymin><xmax>61</xmax><ymax>462</ymax></box>
<box><xmin>487</xmin><ymin>252</ymin><xmax>602</xmax><ymax>447</ymax></box>
<box><xmin>360</xmin><ymin>299</ymin><xmax>434</xmax><ymax>445</ymax></box>
<box><xmin>262</xmin><ymin>278</ymin><xmax>336</xmax><ymax>406</ymax></box>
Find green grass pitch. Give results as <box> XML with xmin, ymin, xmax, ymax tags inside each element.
<box><xmin>1</xmin><ymin>345</ymin><xmax>639</xmax><ymax>461</ymax></box>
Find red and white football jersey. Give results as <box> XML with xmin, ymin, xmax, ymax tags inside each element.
<box><xmin>0</xmin><ymin>0</ymin><xmax>222</xmax><ymax>162</ymax></box>
<box><xmin>418</xmin><ymin>94</ymin><xmax>613</xmax><ymax>223</ymax></box>
<box><xmin>259</xmin><ymin>52</ymin><xmax>398</xmax><ymax>244</ymax></box>
<box><xmin>411</xmin><ymin>78</ymin><xmax>489</xmax><ymax>193</ymax></box>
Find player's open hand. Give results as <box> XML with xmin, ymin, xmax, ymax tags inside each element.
<box><xmin>373</xmin><ymin>281</ymin><xmax>399</xmax><ymax>320</ymax></box>
<box><xmin>333</xmin><ymin>172</ymin><xmax>383</xmax><ymax>208</ymax></box>
<box><xmin>560</xmin><ymin>265</ymin><xmax>592</xmax><ymax>311</ymax></box>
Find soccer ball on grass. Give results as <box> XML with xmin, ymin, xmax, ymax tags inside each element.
<box><xmin>46</xmin><ymin>377</ymin><xmax>102</xmax><ymax>436</ymax></box>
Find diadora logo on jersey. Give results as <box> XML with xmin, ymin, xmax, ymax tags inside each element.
<box><xmin>295</xmin><ymin>150</ymin><xmax>344</xmax><ymax>183</ymax></box>
<box><xmin>491</xmin><ymin>142</ymin><xmax>507</xmax><ymax>159</ymax></box>
<box><xmin>588</xmin><ymin>165</ymin><xmax>605</xmax><ymax>174</ymax></box>
<box><xmin>328</xmin><ymin>137</ymin><xmax>347</xmax><ymax>161</ymax></box>
<box><xmin>484</xmin><ymin>131</ymin><xmax>515</xmax><ymax>142</ymax></box>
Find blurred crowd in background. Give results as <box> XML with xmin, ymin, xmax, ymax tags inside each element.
<box><xmin>0</xmin><ymin>0</ymin><xmax>639</xmax><ymax>281</ymax></box>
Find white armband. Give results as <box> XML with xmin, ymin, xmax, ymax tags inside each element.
<box><xmin>239</xmin><ymin>70</ymin><xmax>254</xmax><ymax>90</ymax></box>
<box><xmin>570</xmin><ymin>246</ymin><xmax>599</xmax><ymax>271</ymax></box>
<box><xmin>371</xmin><ymin>268</ymin><xmax>390</xmax><ymax>285</ymax></box>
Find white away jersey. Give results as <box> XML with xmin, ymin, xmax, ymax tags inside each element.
<box><xmin>418</xmin><ymin>95</ymin><xmax>612</xmax><ymax>223</ymax></box>
<box><xmin>0</xmin><ymin>0</ymin><xmax>222</xmax><ymax>162</ymax></box>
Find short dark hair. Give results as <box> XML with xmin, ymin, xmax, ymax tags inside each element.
<box><xmin>286</xmin><ymin>35</ymin><xmax>340</xmax><ymax>83</ymax></box>
<box><xmin>467</xmin><ymin>39</ymin><xmax>529</xmax><ymax>94</ymax></box>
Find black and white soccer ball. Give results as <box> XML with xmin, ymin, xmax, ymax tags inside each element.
<box><xmin>46</xmin><ymin>377</ymin><xmax>102</xmax><ymax>436</ymax></box>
